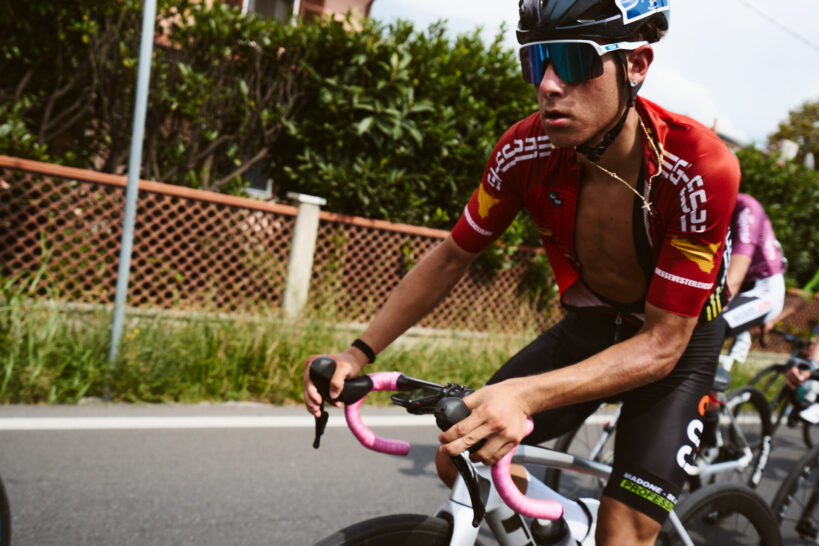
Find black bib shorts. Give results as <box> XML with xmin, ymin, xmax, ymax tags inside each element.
<box><xmin>487</xmin><ymin>310</ymin><xmax>723</xmax><ymax>523</ymax></box>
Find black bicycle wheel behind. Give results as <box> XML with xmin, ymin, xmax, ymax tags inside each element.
<box><xmin>313</xmin><ymin>513</ymin><xmax>487</xmax><ymax>546</ymax></box>
<box><xmin>657</xmin><ymin>482</ymin><xmax>783</xmax><ymax>546</ymax></box>
<box><xmin>802</xmin><ymin>420</ymin><xmax>817</xmax><ymax>448</ymax></box>
<box><xmin>750</xmin><ymin>364</ymin><xmax>788</xmax><ymax>406</ymax></box>
<box><xmin>770</xmin><ymin>444</ymin><xmax>819</xmax><ymax>544</ymax></box>
<box><xmin>713</xmin><ymin>386</ymin><xmax>773</xmax><ymax>488</ymax></box>
<box><xmin>542</xmin><ymin>403</ymin><xmax>616</xmax><ymax>500</ymax></box>
<box><xmin>746</xmin><ymin>363</ymin><xmax>818</xmax><ymax>448</ymax></box>
<box><xmin>0</xmin><ymin>475</ymin><xmax>10</xmax><ymax>546</ymax></box>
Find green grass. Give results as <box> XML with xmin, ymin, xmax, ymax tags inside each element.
<box><xmin>0</xmin><ymin>270</ymin><xmax>786</xmax><ymax>405</ymax></box>
<box><xmin>0</xmin><ymin>272</ymin><xmax>533</xmax><ymax>404</ymax></box>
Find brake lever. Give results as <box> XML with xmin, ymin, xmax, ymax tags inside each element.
<box><xmin>309</xmin><ymin>356</ymin><xmax>373</xmax><ymax>449</ymax></box>
<box><xmin>435</xmin><ymin>396</ymin><xmax>487</xmax><ymax>527</ymax></box>
<box><xmin>450</xmin><ymin>452</ymin><xmax>488</xmax><ymax>527</ymax></box>
<box><xmin>313</xmin><ymin>404</ymin><xmax>329</xmax><ymax>449</ymax></box>
<box><xmin>309</xmin><ymin>357</ymin><xmax>335</xmax><ymax>449</ymax></box>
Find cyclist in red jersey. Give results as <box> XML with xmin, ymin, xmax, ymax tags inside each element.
<box><xmin>303</xmin><ymin>2</ymin><xmax>739</xmax><ymax>543</ymax></box>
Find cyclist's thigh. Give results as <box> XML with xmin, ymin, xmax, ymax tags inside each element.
<box><xmin>602</xmin><ymin>317</ymin><xmax>722</xmax><ymax>524</ymax></box>
<box><xmin>487</xmin><ymin>311</ymin><xmax>639</xmax><ymax>445</ymax></box>
<box><xmin>758</xmin><ymin>273</ymin><xmax>786</xmax><ymax>322</ymax></box>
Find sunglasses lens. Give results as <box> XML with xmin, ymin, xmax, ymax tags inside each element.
<box><xmin>519</xmin><ymin>42</ymin><xmax>604</xmax><ymax>85</ymax></box>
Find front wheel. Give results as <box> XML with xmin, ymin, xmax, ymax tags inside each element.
<box><xmin>770</xmin><ymin>443</ymin><xmax>819</xmax><ymax>544</ymax></box>
<box><xmin>657</xmin><ymin>483</ymin><xmax>783</xmax><ymax>545</ymax></box>
<box><xmin>314</xmin><ymin>513</ymin><xmax>486</xmax><ymax>546</ymax></box>
<box><xmin>0</xmin><ymin>475</ymin><xmax>10</xmax><ymax>546</ymax></box>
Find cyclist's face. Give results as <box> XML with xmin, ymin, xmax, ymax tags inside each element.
<box><xmin>535</xmin><ymin>52</ymin><xmax>625</xmax><ymax>149</ymax></box>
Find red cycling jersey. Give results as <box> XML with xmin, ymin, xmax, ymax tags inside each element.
<box><xmin>451</xmin><ymin>96</ymin><xmax>740</xmax><ymax>322</ymax></box>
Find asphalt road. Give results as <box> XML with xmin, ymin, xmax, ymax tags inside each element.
<box><xmin>0</xmin><ymin>403</ymin><xmax>810</xmax><ymax>545</ymax></box>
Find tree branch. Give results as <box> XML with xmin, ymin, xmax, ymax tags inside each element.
<box><xmin>210</xmin><ymin>147</ymin><xmax>268</xmax><ymax>191</ymax></box>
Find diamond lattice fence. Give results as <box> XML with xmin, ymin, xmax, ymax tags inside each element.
<box><xmin>1</xmin><ymin>158</ymin><xmax>295</xmax><ymax>311</ymax></box>
<box><xmin>3</xmin><ymin>155</ymin><xmax>814</xmax><ymax>344</ymax></box>
<box><xmin>0</xmin><ymin>156</ymin><xmax>561</xmax><ymax>333</ymax></box>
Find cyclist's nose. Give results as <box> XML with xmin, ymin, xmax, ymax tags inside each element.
<box><xmin>538</xmin><ymin>63</ymin><xmax>565</xmax><ymax>96</ymax></box>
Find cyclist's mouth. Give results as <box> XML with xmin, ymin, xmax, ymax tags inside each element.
<box><xmin>541</xmin><ymin>110</ymin><xmax>570</xmax><ymax>128</ymax></box>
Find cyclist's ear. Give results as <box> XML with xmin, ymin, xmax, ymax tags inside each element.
<box><xmin>626</xmin><ymin>46</ymin><xmax>653</xmax><ymax>88</ymax></box>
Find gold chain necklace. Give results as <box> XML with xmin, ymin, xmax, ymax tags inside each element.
<box><xmin>582</xmin><ymin>116</ymin><xmax>663</xmax><ymax>215</ymax></box>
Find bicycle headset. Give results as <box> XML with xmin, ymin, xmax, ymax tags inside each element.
<box><xmin>516</xmin><ymin>0</ymin><xmax>671</xmax><ymax>161</ymax></box>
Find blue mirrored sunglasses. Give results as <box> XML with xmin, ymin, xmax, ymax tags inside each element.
<box><xmin>519</xmin><ymin>40</ymin><xmax>648</xmax><ymax>85</ymax></box>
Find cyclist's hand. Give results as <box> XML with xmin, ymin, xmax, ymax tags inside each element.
<box><xmin>303</xmin><ymin>351</ymin><xmax>367</xmax><ymax>418</ymax></box>
<box><xmin>437</xmin><ymin>379</ymin><xmax>531</xmax><ymax>465</ymax></box>
<box><xmin>785</xmin><ymin>366</ymin><xmax>811</xmax><ymax>390</ymax></box>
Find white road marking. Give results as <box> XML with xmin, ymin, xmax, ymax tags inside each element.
<box><xmin>1</xmin><ymin>411</ymin><xmax>750</xmax><ymax>431</ymax></box>
<box><xmin>0</xmin><ymin>415</ymin><xmax>438</xmax><ymax>431</ymax></box>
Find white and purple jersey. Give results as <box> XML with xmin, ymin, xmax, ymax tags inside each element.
<box><xmin>731</xmin><ymin>193</ymin><xmax>785</xmax><ymax>282</ymax></box>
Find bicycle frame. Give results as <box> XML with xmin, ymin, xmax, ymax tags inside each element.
<box><xmin>436</xmin><ymin>444</ymin><xmax>694</xmax><ymax>546</ymax></box>
<box><xmin>688</xmin><ymin>391</ymin><xmax>757</xmax><ymax>481</ymax></box>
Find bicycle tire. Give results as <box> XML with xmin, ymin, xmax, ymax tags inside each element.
<box><xmin>715</xmin><ymin>386</ymin><xmax>773</xmax><ymax>487</ymax></box>
<box><xmin>749</xmin><ymin>364</ymin><xmax>817</xmax><ymax>448</ymax></box>
<box><xmin>0</xmin><ymin>475</ymin><xmax>10</xmax><ymax>546</ymax></box>
<box><xmin>657</xmin><ymin>482</ymin><xmax>783</xmax><ymax>546</ymax></box>
<box><xmin>313</xmin><ymin>513</ymin><xmax>487</xmax><ymax>546</ymax></box>
<box><xmin>542</xmin><ymin>403</ymin><xmax>616</xmax><ymax>500</ymax></box>
<box><xmin>749</xmin><ymin>364</ymin><xmax>788</xmax><ymax>405</ymax></box>
<box><xmin>770</xmin><ymin>443</ymin><xmax>819</xmax><ymax>544</ymax></box>
<box><xmin>802</xmin><ymin>420</ymin><xmax>817</xmax><ymax>448</ymax></box>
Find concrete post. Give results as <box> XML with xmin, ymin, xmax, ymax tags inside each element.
<box><xmin>283</xmin><ymin>192</ymin><xmax>327</xmax><ymax>317</ymax></box>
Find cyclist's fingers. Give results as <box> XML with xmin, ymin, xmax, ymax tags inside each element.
<box><xmin>329</xmin><ymin>362</ymin><xmax>355</xmax><ymax>403</ymax></box>
<box><xmin>784</xmin><ymin>367</ymin><xmax>805</xmax><ymax>389</ymax></box>
<box><xmin>303</xmin><ymin>382</ymin><xmax>323</xmax><ymax>417</ymax></box>
<box><xmin>303</xmin><ymin>356</ymin><xmax>325</xmax><ymax>416</ymax></box>
<box><xmin>469</xmin><ymin>437</ymin><xmax>516</xmax><ymax>466</ymax></box>
<box><xmin>439</xmin><ymin>418</ymin><xmax>496</xmax><ymax>457</ymax></box>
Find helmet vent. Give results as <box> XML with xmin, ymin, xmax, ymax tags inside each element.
<box><xmin>576</xmin><ymin>4</ymin><xmax>619</xmax><ymax>22</ymax></box>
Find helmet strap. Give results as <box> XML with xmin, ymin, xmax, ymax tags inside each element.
<box><xmin>576</xmin><ymin>53</ymin><xmax>639</xmax><ymax>162</ymax></box>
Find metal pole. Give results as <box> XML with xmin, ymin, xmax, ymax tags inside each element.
<box><xmin>108</xmin><ymin>0</ymin><xmax>157</xmax><ymax>369</ymax></box>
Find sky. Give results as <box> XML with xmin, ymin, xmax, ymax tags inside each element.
<box><xmin>369</xmin><ymin>0</ymin><xmax>819</xmax><ymax>148</ymax></box>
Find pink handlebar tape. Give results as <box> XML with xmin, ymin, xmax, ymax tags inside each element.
<box><xmin>490</xmin><ymin>418</ymin><xmax>564</xmax><ymax>520</ymax></box>
<box><xmin>344</xmin><ymin>372</ymin><xmax>410</xmax><ymax>456</ymax></box>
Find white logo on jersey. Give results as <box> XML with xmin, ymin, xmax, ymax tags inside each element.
<box><xmin>738</xmin><ymin>207</ymin><xmax>754</xmax><ymax>244</ymax></box>
<box><xmin>663</xmin><ymin>150</ymin><xmax>708</xmax><ymax>233</ymax></box>
<box><xmin>486</xmin><ymin>136</ymin><xmax>551</xmax><ymax>192</ymax></box>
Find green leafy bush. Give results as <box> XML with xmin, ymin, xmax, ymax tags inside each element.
<box><xmin>737</xmin><ymin>148</ymin><xmax>819</xmax><ymax>287</ymax></box>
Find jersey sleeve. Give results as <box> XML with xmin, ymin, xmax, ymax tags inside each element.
<box><xmin>730</xmin><ymin>196</ymin><xmax>763</xmax><ymax>258</ymax></box>
<box><xmin>450</xmin><ymin>124</ymin><xmax>527</xmax><ymax>253</ymax></box>
<box><xmin>647</xmin><ymin>148</ymin><xmax>741</xmax><ymax>317</ymax></box>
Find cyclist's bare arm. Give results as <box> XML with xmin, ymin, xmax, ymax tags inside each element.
<box><xmin>726</xmin><ymin>253</ymin><xmax>752</xmax><ymax>297</ymax></box>
<box><xmin>303</xmin><ymin>235</ymin><xmax>479</xmax><ymax>417</ymax></box>
<box><xmin>439</xmin><ymin>303</ymin><xmax>698</xmax><ymax>463</ymax></box>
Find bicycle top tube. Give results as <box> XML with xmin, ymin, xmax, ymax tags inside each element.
<box><xmin>309</xmin><ymin>357</ymin><xmax>565</xmax><ymax>521</ymax></box>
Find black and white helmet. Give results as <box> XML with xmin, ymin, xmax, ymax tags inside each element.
<box><xmin>517</xmin><ymin>0</ymin><xmax>670</xmax><ymax>45</ymax></box>
<box><xmin>517</xmin><ymin>0</ymin><xmax>670</xmax><ymax>161</ymax></box>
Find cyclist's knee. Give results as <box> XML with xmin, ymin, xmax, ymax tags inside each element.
<box><xmin>595</xmin><ymin>496</ymin><xmax>661</xmax><ymax>546</ymax></box>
